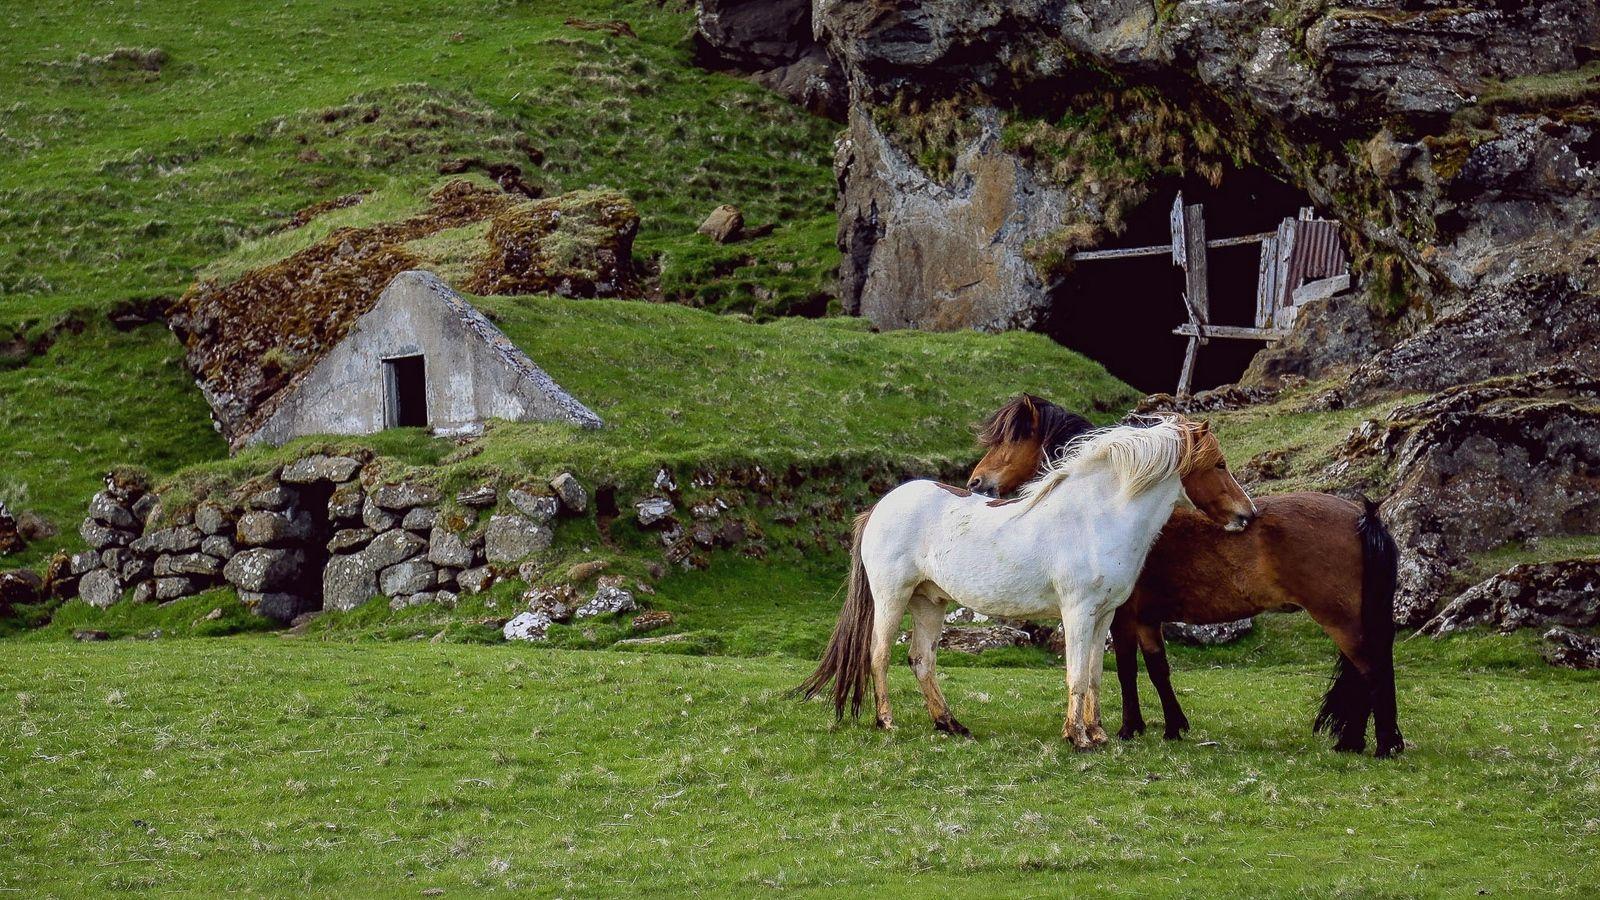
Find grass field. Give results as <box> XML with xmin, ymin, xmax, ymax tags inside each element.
<box><xmin>3</xmin><ymin>631</ymin><xmax>1597</xmax><ymax>896</ymax></box>
<box><xmin>0</xmin><ymin>0</ymin><xmax>840</xmax><ymax>330</ymax></box>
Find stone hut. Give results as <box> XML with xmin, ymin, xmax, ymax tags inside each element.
<box><xmin>244</xmin><ymin>271</ymin><xmax>601</xmax><ymax>447</ymax></box>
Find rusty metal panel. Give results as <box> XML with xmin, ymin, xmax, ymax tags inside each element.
<box><xmin>1283</xmin><ymin>220</ymin><xmax>1346</xmax><ymax>300</ymax></box>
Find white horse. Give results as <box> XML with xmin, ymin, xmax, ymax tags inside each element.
<box><xmin>800</xmin><ymin>415</ymin><xmax>1256</xmax><ymax>749</ymax></box>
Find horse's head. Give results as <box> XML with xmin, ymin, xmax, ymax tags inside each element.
<box><xmin>968</xmin><ymin>393</ymin><xmax>1093</xmax><ymax>496</ymax></box>
<box><xmin>1176</xmin><ymin>417</ymin><xmax>1256</xmax><ymax>532</ymax></box>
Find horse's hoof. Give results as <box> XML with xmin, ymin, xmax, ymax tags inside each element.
<box><xmin>1087</xmin><ymin>724</ymin><xmax>1109</xmax><ymax>744</ymax></box>
<box><xmin>1333</xmin><ymin>739</ymin><xmax>1366</xmax><ymax>754</ymax></box>
<box><xmin>1162</xmin><ymin>728</ymin><xmax>1185</xmax><ymax>741</ymax></box>
<box><xmin>875</xmin><ymin>717</ymin><xmax>896</xmax><ymax>731</ymax></box>
<box><xmin>935</xmin><ymin>718</ymin><xmax>972</xmax><ymax>738</ymax></box>
<box><xmin>1375</xmin><ymin>735</ymin><xmax>1405</xmax><ymax>758</ymax></box>
<box><xmin>1116</xmin><ymin>721</ymin><xmax>1145</xmax><ymax>741</ymax></box>
<box><xmin>1172</xmin><ymin>715</ymin><xmax>1191</xmax><ymax>733</ymax></box>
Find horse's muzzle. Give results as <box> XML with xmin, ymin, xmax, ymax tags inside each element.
<box><xmin>967</xmin><ymin>475</ymin><xmax>995</xmax><ymax>497</ymax></box>
<box><xmin>1225</xmin><ymin>512</ymin><xmax>1254</xmax><ymax>532</ymax></box>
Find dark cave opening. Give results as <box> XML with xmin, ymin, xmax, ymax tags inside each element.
<box><xmin>1044</xmin><ymin>164</ymin><xmax>1317</xmax><ymax>396</ymax></box>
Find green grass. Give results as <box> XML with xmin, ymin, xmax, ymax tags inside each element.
<box><xmin>1467</xmin><ymin>534</ymin><xmax>1600</xmax><ymax>582</ymax></box>
<box><xmin>2</xmin><ymin>638</ymin><xmax>1596</xmax><ymax>896</ymax></box>
<box><xmin>0</xmin><ymin>0</ymin><xmax>841</xmax><ymax>332</ymax></box>
<box><xmin>0</xmin><ymin>322</ymin><xmax>227</xmax><ymax>568</ymax></box>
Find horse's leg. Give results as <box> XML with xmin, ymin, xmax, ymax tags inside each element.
<box><xmin>907</xmin><ymin>596</ymin><xmax>969</xmax><ymax>737</ymax></box>
<box><xmin>1365</xmin><ymin>654</ymin><xmax>1404</xmax><ymax>758</ymax></box>
<box><xmin>1137</xmin><ymin>623</ymin><xmax>1190</xmax><ymax>740</ymax></box>
<box><xmin>1059</xmin><ymin>603</ymin><xmax>1099</xmax><ymax>751</ymax></box>
<box><xmin>1083</xmin><ymin>605</ymin><xmax>1118</xmax><ymax>745</ymax></box>
<box><xmin>1111</xmin><ymin>609</ymin><xmax>1146</xmax><ymax>740</ymax></box>
<box><xmin>869</xmin><ymin>582</ymin><xmax>914</xmax><ymax>731</ymax></box>
<box><xmin>1301</xmin><ymin>607</ymin><xmax>1377</xmax><ymax>753</ymax></box>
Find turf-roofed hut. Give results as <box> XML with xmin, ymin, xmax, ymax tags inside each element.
<box><xmin>167</xmin><ymin>179</ymin><xmax>635</xmax><ymax>451</ymax></box>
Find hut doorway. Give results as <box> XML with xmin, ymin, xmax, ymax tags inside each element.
<box><xmin>384</xmin><ymin>355</ymin><xmax>429</xmax><ymax>428</ymax></box>
<box><xmin>1043</xmin><ymin>166</ymin><xmax>1318</xmax><ymax>395</ymax></box>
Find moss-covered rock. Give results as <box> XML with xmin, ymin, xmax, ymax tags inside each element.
<box><xmin>465</xmin><ymin>189</ymin><xmax>638</xmax><ymax>298</ymax></box>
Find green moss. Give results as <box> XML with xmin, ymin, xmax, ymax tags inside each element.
<box><xmin>1467</xmin><ymin>535</ymin><xmax>1600</xmax><ymax>582</ymax></box>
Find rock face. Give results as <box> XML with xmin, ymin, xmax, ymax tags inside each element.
<box><xmin>834</xmin><ymin>107</ymin><xmax>1076</xmax><ymax>332</ymax></box>
<box><xmin>1383</xmin><ymin>399</ymin><xmax>1600</xmax><ymax>625</ymax></box>
<box><xmin>698</xmin><ymin>0</ymin><xmax>1600</xmax><ymax>387</ymax></box>
<box><xmin>1423</xmin><ymin>560</ymin><xmax>1600</xmax><ymax>637</ymax></box>
<box><xmin>693</xmin><ymin>0</ymin><xmax>846</xmax><ymax>119</ymax></box>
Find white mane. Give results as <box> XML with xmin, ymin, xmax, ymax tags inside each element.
<box><xmin>1017</xmin><ymin>416</ymin><xmax>1185</xmax><ymax>509</ymax></box>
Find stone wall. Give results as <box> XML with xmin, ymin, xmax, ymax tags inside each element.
<box><xmin>45</xmin><ymin>451</ymin><xmax>968</xmax><ymax>638</ymax></box>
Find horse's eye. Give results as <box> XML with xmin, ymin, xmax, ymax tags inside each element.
<box><xmin>1216</xmin><ymin>461</ymin><xmax>1227</xmax><ymax>470</ymax></box>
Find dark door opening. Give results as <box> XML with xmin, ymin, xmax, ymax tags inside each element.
<box><xmin>1044</xmin><ymin>165</ymin><xmax>1315</xmax><ymax>395</ymax></box>
<box><xmin>384</xmin><ymin>355</ymin><xmax>429</xmax><ymax>428</ymax></box>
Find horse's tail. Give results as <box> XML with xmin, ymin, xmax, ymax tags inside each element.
<box><xmin>1315</xmin><ymin>498</ymin><xmax>1398</xmax><ymax>735</ymax></box>
<box><xmin>796</xmin><ymin>508</ymin><xmax>875</xmax><ymax>719</ymax></box>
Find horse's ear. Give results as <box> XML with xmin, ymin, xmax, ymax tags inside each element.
<box><xmin>1195</xmin><ymin>419</ymin><xmax>1211</xmax><ymax>436</ymax></box>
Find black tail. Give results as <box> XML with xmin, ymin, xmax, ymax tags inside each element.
<box><xmin>796</xmin><ymin>509</ymin><xmax>875</xmax><ymax>719</ymax></box>
<box><xmin>1315</xmin><ymin>498</ymin><xmax>1399</xmax><ymax>739</ymax></box>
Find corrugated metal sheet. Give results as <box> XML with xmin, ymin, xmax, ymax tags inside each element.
<box><xmin>1284</xmin><ymin>219</ymin><xmax>1346</xmax><ymax>296</ymax></box>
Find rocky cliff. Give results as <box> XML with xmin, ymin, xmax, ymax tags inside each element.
<box><xmin>701</xmin><ymin>0</ymin><xmax>1600</xmax><ymax>389</ymax></box>
<box><xmin>698</xmin><ymin>1</ymin><xmax>1600</xmax><ymax>632</ymax></box>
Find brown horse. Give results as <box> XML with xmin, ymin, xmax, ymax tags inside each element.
<box><xmin>970</xmin><ymin>394</ymin><xmax>1404</xmax><ymax>757</ymax></box>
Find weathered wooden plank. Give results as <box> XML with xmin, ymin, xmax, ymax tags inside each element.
<box><xmin>1206</xmin><ymin>231</ymin><xmax>1275</xmax><ymax>248</ymax></box>
<box><xmin>1176</xmin><ymin>203</ymin><xmax>1210</xmax><ymax>399</ymax></box>
<box><xmin>1255</xmin><ymin>236</ymin><xmax>1277</xmax><ymax>329</ymax></box>
<box><xmin>1177</xmin><ymin>336</ymin><xmax>1199</xmax><ymax>398</ymax></box>
<box><xmin>1174</xmin><ymin>323</ymin><xmax>1289</xmax><ymax>341</ymax></box>
<box><xmin>1273</xmin><ymin>219</ymin><xmax>1298</xmax><ymax>313</ymax></box>
<box><xmin>1170</xmin><ymin>193</ymin><xmax>1187</xmax><ymax>268</ymax></box>
<box><xmin>1070</xmin><ymin>244</ymin><xmax>1173</xmax><ymax>261</ymax></box>
<box><xmin>1183</xmin><ymin>203</ymin><xmax>1209</xmax><ymax>324</ymax></box>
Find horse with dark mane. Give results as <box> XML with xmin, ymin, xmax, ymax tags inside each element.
<box><xmin>968</xmin><ymin>393</ymin><xmax>1094</xmax><ymax>495</ymax></box>
<box><xmin>968</xmin><ymin>393</ymin><xmax>1405</xmax><ymax>757</ymax></box>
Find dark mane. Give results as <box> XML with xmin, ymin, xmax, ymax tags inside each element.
<box><xmin>976</xmin><ymin>393</ymin><xmax>1094</xmax><ymax>458</ymax></box>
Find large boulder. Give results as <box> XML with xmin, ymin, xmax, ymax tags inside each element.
<box><xmin>223</xmin><ymin>548</ymin><xmax>307</xmax><ymax>593</ymax></box>
<box><xmin>0</xmin><ymin>503</ymin><xmax>22</xmax><ymax>555</ymax></box>
<box><xmin>79</xmin><ymin>569</ymin><xmax>123</xmax><ymax>609</ymax></box>
<box><xmin>484</xmin><ymin>514</ymin><xmax>552</xmax><ymax>564</ymax></box>
<box><xmin>322</xmin><ymin>529</ymin><xmax>426</xmax><ymax>611</ymax></box>
<box><xmin>1542</xmin><ymin>627</ymin><xmax>1600</xmax><ymax>670</ymax></box>
<box><xmin>693</xmin><ymin>0</ymin><xmax>846</xmax><ymax>118</ymax></box>
<box><xmin>1423</xmin><ymin>560</ymin><xmax>1600</xmax><ymax>637</ymax></box>
<box><xmin>235</xmin><ymin>509</ymin><xmax>315</xmax><ymax>547</ymax></box>
<box><xmin>1383</xmin><ymin>399</ymin><xmax>1600</xmax><ymax>625</ymax></box>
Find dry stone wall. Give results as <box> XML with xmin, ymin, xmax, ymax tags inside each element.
<box><xmin>48</xmin><ymin>452</ymin><xmax>967</xmax><ymax>639</ymax></box>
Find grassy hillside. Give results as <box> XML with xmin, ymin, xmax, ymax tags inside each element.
<box><xmin>0</xmin><ymin>0</ymin><xmax>840</xmax><ymax>333</ymax></box>
<box><xmin>3</xmin><ymin>637</ymin><xmax>1596</xmax><ymax>895</ymax></box>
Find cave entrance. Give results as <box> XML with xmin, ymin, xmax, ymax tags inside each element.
<box><xmin>1044</xmin><ymin>166</ymin><xmax>1333</xmax><ymax>396</ymax></box>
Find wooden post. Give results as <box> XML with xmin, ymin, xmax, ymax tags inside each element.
<box><xmin>1176</xmin><ymin>203</ymin><xmax>1209</xmax><ymax>399</ymax></box>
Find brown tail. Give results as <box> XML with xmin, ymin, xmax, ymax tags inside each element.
<box><xmin>796</xmin><ymin>509</ymin><xmax>875</xmax><ymax>719</ymax></box>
